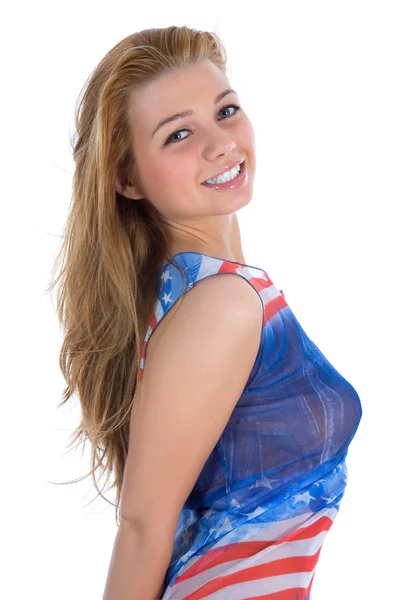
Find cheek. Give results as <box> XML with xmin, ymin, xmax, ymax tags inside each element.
<box><xmin>142</xmin><ymin>156</ymin><xmax>197</xmax><ymax>212</ymax></box>
<box><xmin>139</xmin><ymin>162</ymin><xmax>173</xmax><ymax>198</ymax></box>
<box><xmin>149</xmin><ymin>155</ymin><xmax>195</xmax><ymax>187</ymax></box>
<box><xmin>241</xmin><ymin>117</ymin><xmax>255</xmax><ymax>145</ymax></box>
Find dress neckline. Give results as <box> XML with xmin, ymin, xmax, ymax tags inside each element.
<box><xmin>161</xmin><ymin>251</ymin><xmax>268</xmax><ymax>275</ymax></box>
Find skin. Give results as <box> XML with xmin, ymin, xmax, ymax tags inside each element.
<box><xmin>115</xmin><ymin>58</ymin><xmax>257</xmax><ymax>265</ymax></box>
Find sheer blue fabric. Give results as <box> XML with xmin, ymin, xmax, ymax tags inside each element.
<box><xmin>138</xmin><ymin>251</ymin><xmax>362</xmax><ymax>599</ymax></box>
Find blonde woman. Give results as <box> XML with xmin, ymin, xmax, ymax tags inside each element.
<box><xmin>50</xmin><ymin>25</ymin><xmax>362</xmax><ymax>599</ymax></box>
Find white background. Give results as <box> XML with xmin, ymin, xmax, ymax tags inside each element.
<box><xmin>2</xmin><ymin>1</ymin><xmax>399</xmax><ymax>598</ymax></box>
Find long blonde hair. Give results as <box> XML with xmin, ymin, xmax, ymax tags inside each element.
<box><xmin>47</xmin><ymin>26</ymin><xmax>228</xmax><ymax>524</ymax></box>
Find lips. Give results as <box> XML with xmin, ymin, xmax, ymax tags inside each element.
<box><xmin>202</xmin><ymin>158</ymin><xmax>245</xmax><ymax>183</ymax></box>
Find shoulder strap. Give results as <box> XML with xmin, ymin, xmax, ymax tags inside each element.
<box><xmin>137</xmin><ymin>253</ymin><xmax>286</xmax><ymax>383</ymax></box>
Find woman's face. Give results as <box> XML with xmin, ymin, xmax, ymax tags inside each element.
<box><xmin>119</xmin><ymin>59</ymin><xmax>256</xmax><ymax>240</ymax></box>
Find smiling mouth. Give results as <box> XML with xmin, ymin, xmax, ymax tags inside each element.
<box><xmin>202</xmin><ymin>159</ymin><xmax>245</xmax><ymax>184</ymax></box>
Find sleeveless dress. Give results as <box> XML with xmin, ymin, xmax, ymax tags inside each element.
<box><xmin>137</xmin><ymin>251</ymin><xmax>362</xmax><ymax>600</ymax></box>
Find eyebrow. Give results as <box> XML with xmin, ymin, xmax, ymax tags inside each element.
<box><xmin>151</xmin><ymin>88</ymin><xmax>238</xmax><ymax>138</ymax></box>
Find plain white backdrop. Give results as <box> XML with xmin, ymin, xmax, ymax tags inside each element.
<box><xmin>2</xmin><ymin>1</ymin><xmax>399</xmax><ymax>598</ymax></box>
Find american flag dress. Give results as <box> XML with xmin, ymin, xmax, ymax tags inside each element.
<box><xmin>137</xmin><ymin>251</ymin><xmax>362</xmax><ymax>600</ymax></box>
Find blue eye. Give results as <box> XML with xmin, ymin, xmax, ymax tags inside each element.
<box><xmin>163</xmin><ymin>104</ymin><xmax>242</xmax><ymax>146</ymax></box>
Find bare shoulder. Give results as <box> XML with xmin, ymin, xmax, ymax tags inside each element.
<box><xmin>120</xmin><ymin>273</ymin><xmax>264</xmax><ymax>535</ymax></box>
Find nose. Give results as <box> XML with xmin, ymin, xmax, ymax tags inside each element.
<box><xmin>204</xmin><ymin>134</ymin><xmax>237</xmax><ymax>160</ymax></box>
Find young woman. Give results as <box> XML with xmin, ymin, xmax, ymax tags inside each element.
<box><xmin>50</xmin><ymin>25</ymin><xmax>362</xmax><ymax>599</ymax></box>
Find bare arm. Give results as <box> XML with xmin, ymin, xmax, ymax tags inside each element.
<box><xmin>102</xmin><ymin>274</ymin><xmax>264</xmax><ymax>599</ymax></box>
<box><xmin>102</xmin><ymin>519</ymin><xmax>173</xmax><ymax>600</ymax></box>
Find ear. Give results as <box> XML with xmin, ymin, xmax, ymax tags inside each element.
<box><xmin>115</xmin><ymin>168</ymin><xmax>144</xmax><ymax>200</ymax></box>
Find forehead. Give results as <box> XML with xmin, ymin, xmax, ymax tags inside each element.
<box><xmin>127</xmin><ymin>60</ymin><xmax>229</xmax><ymax>134</ymax></box>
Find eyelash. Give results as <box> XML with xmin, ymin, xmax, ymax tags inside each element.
<box><xmin>163</xmin><ymin>104</ymin><xmax>242</xmax><ymax>146</ymax></box>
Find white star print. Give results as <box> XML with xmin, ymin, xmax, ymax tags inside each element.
<box><xmin>161</xmin><ymin>292</ymin><xmax>173</xmax><ymax>305</ymax></box>
<box><xmin>319</xmin><ymin>495</ymin><xmax>332</xmax><ymax>502</ymax></box>
<box><xmin>292</xmin><ymin>490</ymin><xmax>314</xmax><ymax>504</ymax></box>
<box><xmin>246</xmin><ymin>505</ymin><xmax>265</xmax><ymax>520</ymax></box>
<box><xmin>182</xmin><ymin>528</ymin><xmax>194</xmax><ymax>546</ymax></box>
<box><xmin>254</xmin><ymin>477</ymin><xmax>274</xmax><ymax>490</ymax></box>
<box><xmin>160</xmin><ymin>269</ymin><xmax>173</xmax><ymax>284</ymax></box>
<box><xmin>220</xmin><ymin>516</ymin><xmax>232</xmax><ymax>532</ymax></box>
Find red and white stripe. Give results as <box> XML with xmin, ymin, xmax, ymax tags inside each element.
<box><xmin>162</xmin><ymin>506</ymin><xmax>338</xmax><ymax>599</ymax></box>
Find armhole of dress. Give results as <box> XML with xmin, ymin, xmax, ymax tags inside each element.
<box><xmin>137</xmin><ymin>261</ymin><xmax>191</xmax><ymax>384</ymax></box>
<box><xmin>137</xmin><ymin>264</ymin><xmax>267</xmax><ymax>386</ymax></box>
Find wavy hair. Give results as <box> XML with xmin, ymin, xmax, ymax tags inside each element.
<box><xmin>47</xmin><ymin>25</ymin><xmax>228</xmax><ymax>524</ymax></box>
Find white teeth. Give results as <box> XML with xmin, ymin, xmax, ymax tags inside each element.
<box><xmin>205</xmin><ymin>163</ymin><xmax>241</xmax><ymax>185</ymax></box>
